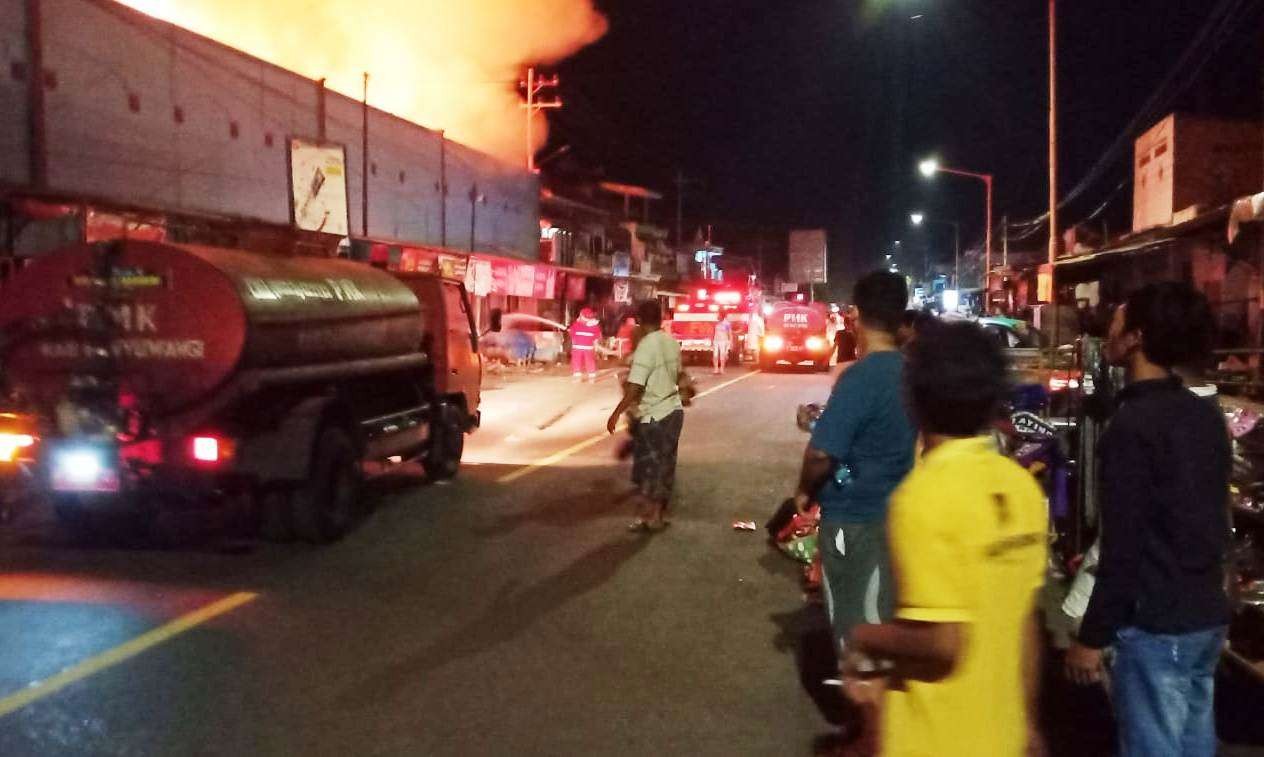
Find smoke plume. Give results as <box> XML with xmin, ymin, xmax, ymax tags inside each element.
<box><xmin>120</xmin><ymin>0</ymin><xmax>608</xmax><ymax>166</ymax></box>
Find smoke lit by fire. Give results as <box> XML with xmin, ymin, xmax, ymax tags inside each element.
<box><xmin>119</xmin><ymin>0</ymin><xmax>608</xmax><ymax>166</ymax></box>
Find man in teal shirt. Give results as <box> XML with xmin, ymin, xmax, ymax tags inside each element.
<box><xmin>793</xmin><ymin>271</ymin><xmax>916</xmax><ymax>654</ymax></box>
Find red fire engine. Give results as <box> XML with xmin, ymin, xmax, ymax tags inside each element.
<box><xmin>667</xmin><ymin>285</ymin><xmax>761</xmax><ymax>364</ymax></box>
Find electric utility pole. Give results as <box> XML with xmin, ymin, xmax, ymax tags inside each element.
<box><xmin>521</xmin><ymin>68</ymin><xmax>561</xmax><ymax>173</ymax></box>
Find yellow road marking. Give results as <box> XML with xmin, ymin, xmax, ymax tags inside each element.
<box><xmin>0</xmin><ymin>591</ymin><xmax>258</xmax><ymax>719</ymax></box>
<box><xmin>496</xmin><ymin>369</ymin><xmax>761</xmax><ymax>483</ymax></box>
<box><xmin>692</xmin><ymin>368</ymin><xmax>761</xmax><ymax>400</ymax></box>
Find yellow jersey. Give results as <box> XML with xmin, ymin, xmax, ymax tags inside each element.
<box><xmin>882</xmin><ymin>437</ymin><xmax>1048</xmax><ymax>757</ymax></box>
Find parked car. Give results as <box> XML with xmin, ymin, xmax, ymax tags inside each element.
<box><xmin>481</xmin><ymin>313</ymin><xmax>567</xmax><ymax>364</ymax></box>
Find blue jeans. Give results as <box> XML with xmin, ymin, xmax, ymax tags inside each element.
<box><xmin>1111</xmin><ymin>625</ymin><xmax>1227</xmax><ymax>757</ymax></box>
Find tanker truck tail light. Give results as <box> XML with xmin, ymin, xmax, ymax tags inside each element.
<box><xmin>191</xmin><ymin>435</ymin><xmax>235</xmax><ymax>464</ymax></box>
<box><xmin>0</xmin><ymin>432</ymin><xmax>35</xmax><ymax>463</ymax></box>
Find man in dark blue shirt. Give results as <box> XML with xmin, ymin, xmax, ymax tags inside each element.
<box><xmin>793</xmin><ymin>271</ymin><xmax>916</xmax><ymax>654</ymax></box>
<box><xmin>1066</xmin><ymin>283</ymin><xmax>1231</xmax><ymax>757</ymax></box>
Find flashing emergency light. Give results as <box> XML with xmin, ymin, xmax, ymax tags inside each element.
<box><xmin>942</xmin><ymin>289</ymin><xmax>960</xmax><ymax>312</ymax></box>
<box><xmin>762</xmin><ymin>304</ymin><xmax>774</xmax><ymax>316</ymax></box>
<box><xmin>677</xmin><ymin>304</ymin><xmax>691</xmax><ymax>313</ymax></box>
<box><xmin>696</xmin><ymin>289</ymin><xmax>709</xmax><ymax>299</ymax></box>
<box><xmin>714</xmin><ymin>291</ymin><xmax>741</xmax><ymax>306</ymax></box>
<box><xmin>708</xmin><ymin>304</ymin><xmax>720</xmax><ymax>312</ymax></box>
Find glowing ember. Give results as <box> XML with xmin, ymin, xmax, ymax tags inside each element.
<box><xmin>118</xmin><ymin>0</ymin><xmax>607</xmax><ymax>165</ymax></box>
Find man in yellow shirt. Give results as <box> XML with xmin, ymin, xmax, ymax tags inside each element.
<box><xmin>844</xmin><ymin>321</ymin><xmax>1048</xmax><ymax>757</ymax></box>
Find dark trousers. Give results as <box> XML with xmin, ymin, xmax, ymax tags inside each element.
<box><xmin>631</xmin><ymin>410</ymin><xmax>684</xmax><ymax>504</ymax></box>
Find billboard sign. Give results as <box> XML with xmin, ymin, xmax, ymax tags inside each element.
<box><xmin>288</xmin><ymin>138</ymin><xmax>350</xmax><ymax>236</ymax></box>
<box><xmin>788</xmin><ymin>230</ymin><xmax>828</xmax><ymax>284</ymax></box>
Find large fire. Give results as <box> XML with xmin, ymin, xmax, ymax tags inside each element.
<box><xmin>119</xmin><ymin>0</ymin><xmax>607</xmax><ymax>166</ymax></box>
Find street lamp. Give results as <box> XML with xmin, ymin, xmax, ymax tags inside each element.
<box><xmin>919</xmin><ymin>157</ymin><xmax>994</xmax><ymax>296</ymax></box>
<box><xmin>910</xmin><ymin>211</ymin><xmax>961</xmax><ymax>289</ymax></box>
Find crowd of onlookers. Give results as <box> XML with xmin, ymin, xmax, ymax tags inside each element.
<box><xmin>794</xmin><ymin>273</ymin><xmax>1230</xmax><ymax>756</ymax></box>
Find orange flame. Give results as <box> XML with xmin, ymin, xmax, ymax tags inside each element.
<box><xmin>118</xmin><ymin>0</ymin><xmax>607</xmax><ymax>165</ymax></box>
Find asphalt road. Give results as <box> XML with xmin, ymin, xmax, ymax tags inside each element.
<box><xmin>0</xmin><ymin>365</ymin><xmax>1261</xmax><ymax>756</ymax></box>
<box><xmin>0</xmin><ymin>366</ymin><xmax>837</xmax><ymax>756</ymax></box>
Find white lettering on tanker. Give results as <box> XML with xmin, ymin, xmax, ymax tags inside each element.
<box><xmin>244</xmin><ymin>277</ymin><xmax>369</xmax><ymax>303</ymax></box>
<box><xmin>38</xmin><ymin>338</ymin><xmax>205</xmax><ymax>361</ymax></box>
<box><xmin>784</xmin><ymin>313</ymin><xmax>810</xmax><ymax>325</ymax></box>
<box><xmin>71</xmin><ymin>303</ymin><xmax>159</xmax><ymax>333</ymax></box>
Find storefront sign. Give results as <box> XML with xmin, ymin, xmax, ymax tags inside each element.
<box><xmin>438</xmin><ymin>254</ymin><xmax>468</xmax><ymax>280</ymax></box>
<box><xmin>533</xmin><ymin>267</ymin><xmax>556</xmax><ymax>299</ymax></box>
<box><xmin>466</xmin><ymin>259</ymin><xmax>493</xmax><ymax>296</ymax></box>
<box><xmin>1037</xmin><ymin>264</ymin><xmax>1054</xmax><ymax>304</ymax></box>
<box><xmin>613</xmin><ymin>253</ymin><xmax>631</xmax><ymax>278</ymax></box>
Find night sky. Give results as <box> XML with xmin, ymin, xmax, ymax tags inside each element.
<box><xmin>552</xmin><ymin>0</ymin><xmax>1263</xmax><ymax>295</ymax></box>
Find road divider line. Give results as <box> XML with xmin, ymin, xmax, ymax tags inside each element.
<box><xmin>496</xmin><ymin>369</ymin><xmax>760</xmax><ymax>484</ymax></box>
<box><xmin>692</xmin><ymin>368</ymin><xmax>761</xmax><ymax>400</ymax></box>
<box><xmin>0</xmin><ymin>591</ymin><xmax>258</xmax><ymax>719</ymax></box>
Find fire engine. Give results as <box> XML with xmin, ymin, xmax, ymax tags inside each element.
<box><xmin>667</xmin><ymin>285</ymin><xmax>761</xmax><ymax>364</ymax></box>
<box><xmin>760</xmin><ymin>300</ymin><xmax>833</xmax><ymax>371</ymax></box>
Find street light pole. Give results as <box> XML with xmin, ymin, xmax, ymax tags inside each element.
<box><xmin>919</xmin><ymin>160</ymin><xmax>994</xmax><ymax>294</ymax></box>
<box><xmin>911</xmin><ymin>212</ymin><xmax>961</xmax><ymax>289</ymax></box>
<box><xmin>954</xmin><ymin>222</ymin><xmax>960</xmax><ymax>289</ymax></box>
<box><xmin>1048</xmin><ymin>0</ymin><xmax>1059</xmax><ymax>264</ymax></box>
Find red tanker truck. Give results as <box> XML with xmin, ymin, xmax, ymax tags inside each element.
<box><xmin>0</xmin><ymin>239</ymin><xmax>481</xmax><ymax>543</ymax></box>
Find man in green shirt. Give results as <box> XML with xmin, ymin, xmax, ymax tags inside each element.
<box><xmin>608</xmin><ymin>300</ymin><xmax>685</xmax><ymax>532</ymax></box>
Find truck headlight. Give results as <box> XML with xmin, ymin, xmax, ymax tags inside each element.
<box><xmin>764</xmin><ymin>336</ymin><xmax>784</xmax><ymax>352</ymax></box>
<box><xmin>806</xmin><ymin>336</ymin><xmax>826</xmax><ymax>352</ymax></box>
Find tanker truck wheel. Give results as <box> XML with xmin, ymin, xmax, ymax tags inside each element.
<box><xmin>424</xmin><ymin>404</ymin><xmax>465</xmax><ymax>481</ymax></box>
<box><xmin>290</xmin><ymin>428</ymin><xmax>363</xmax><ymax>544</ymax></box>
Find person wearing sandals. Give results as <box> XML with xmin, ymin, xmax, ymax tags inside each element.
<box><xmin>607</xmin><ymin>299</ymin><xmax>685</xmax><ymax>532</ymax></box>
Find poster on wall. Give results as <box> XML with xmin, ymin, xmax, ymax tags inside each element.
<box><xmin>288</xmin><ymin>138</ymin><xmax>350</xmax><ymax>236</ymax></box>
<box><xmin>613</xmin><ymin>279</ymin><xmax>631</xmax><ymax>303</ymax></box>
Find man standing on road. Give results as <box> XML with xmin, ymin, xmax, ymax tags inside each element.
<box><xmin>712</xmin><ymin>312</ymin><xmax>733</xmax><ymax>375</ymax></box>
<box><xmin>791</xmin><ymin>272</ymin><xmax>915</xmax><ymax>657</ymax></box>
<box><xmin>608</xmin><ymin>300</ymin><xmax>686</xmax><ymax>532</ymax></box>
<box><xmin>842</xmin><ymin>322</ymin><xmax>1048</xmax><ymax>756</ymax></box>
<box><xmin>1065</xmin><ymin>283</ymin><xmax>1231</xmax><ymax>757</ymax></box>
<box><xmin>569</xmin><ymin>307</ymin><xmax>601</xmax><ymax>382</ymax></box>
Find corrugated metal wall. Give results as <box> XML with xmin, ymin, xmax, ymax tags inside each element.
<box><xmin>0</xmin><ymin>0</ymin><xmax>539</xmax><ymax>259</ymax></box>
